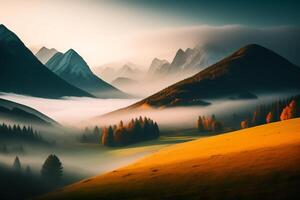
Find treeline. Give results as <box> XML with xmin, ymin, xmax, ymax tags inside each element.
<box><xmin>102</xmin><ymin>117</ymin><xmax>160</xmax><ymax>147</ymax></box>
<box><xmin>78</xmin><ymin>126</ymin><xmax>101</xmax><ymax>143</ymax></box>
<box><xmin>0</xmin><ymin>154</ymin><xmax>63</xmax><ymax>199</ymax></box>
<box><xmin>241</xmin><ymin>95</ymin><xmax>300</xmax><ymax>128</ymax></box>
<box><xmin>0</xmin><ymin>123</ymin><xmax>47</xmax><ymax>144</ymax></box>
<box><xmin>197</xmin><ymin>115</ymin><xmax>223</xmax><ymax>133</ymax></box>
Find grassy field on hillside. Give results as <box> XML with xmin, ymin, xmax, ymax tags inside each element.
<box><xmin>41</xmin><ymin>118</ymin><xmax>300</xmax><ymax>200</ymax></box>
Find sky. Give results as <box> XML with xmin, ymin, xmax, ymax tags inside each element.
<box><xmin>0</xmin><ymin>0</ymin><xmax>299</xmax><ymax>68</ymax></box>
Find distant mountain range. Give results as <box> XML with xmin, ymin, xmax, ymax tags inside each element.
<box><xmin>0</xmin><ymin>24</ymin><xmax>92</xmax><ymax>98</ymax></box>
<box><xmin>111</xmin><ymin>77</ymin><xmax>138</xmax><ymax>87</ymax></box>
<box><xmin>149</xmin><ymin>45</ymin><xmax>226</xmax><ymax>77</ymax></box>
<box><xmin>96</xmin><ymin>45</ymin><xmax>227</xmax><ymax>98</ymax></box>
<box><xmin>45</xmin><ymin>49</ymin><xmax>128</xmax><ymax>98</ymax></box>
<box><xmin>95</xmin><ymin>63</ymin><xmax>144</xmax><ymax>82</ymax></box>
<box><xmin>111</xmin><ymin>44</ymin><xmax>300</xmax><ymax>110</ymax></box>
<box><xmin>35</xmin><ymin>47</ymin><xmax>58</xmax><ymax>64</ymax></box>
<box><xmin>0</xmin><ymin>98</ymin><xmax>58</xmax><ymax>126</ymax></box>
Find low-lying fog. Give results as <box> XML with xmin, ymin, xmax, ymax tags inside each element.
<box><xmin>0</xmin><ymin>93</ymin><xmax>139</xmax><ymax>127</ymax></box>
<box><xmin>0</xmin><ymin>92</ymin><xmax>297</xmax><ymax>130</ymax></box>
<box><xmin>90</xmin><ymin>92</ymin><xmax>299</xmax><ymax>130</ymax></box>
<box><xmin>0</xmin><ymin>91</ymin><xmax>298</xmax><ymax>190</ymax></box>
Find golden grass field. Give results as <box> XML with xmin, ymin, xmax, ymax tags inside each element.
<box><xmin>41</xmin><ymin>118</ymin><xmax>300</xmax><ymax>200</ymax></box>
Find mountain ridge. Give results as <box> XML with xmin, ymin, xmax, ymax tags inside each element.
<box><xmin>109</xmin><ymin>44</ymin><xmax>300</xmax><ymax>111</ymax></box>
<box><xmin>0</xmin><ymin>24</ymin><xmax>93</xmax><ymax>98</ymax></box>
<box><xmin>45</xmin><ymin>49</ymin><xmax>129</xmax><ymax>98</ymax></box>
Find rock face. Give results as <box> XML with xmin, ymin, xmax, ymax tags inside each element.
<box><xmin>126</xmin><ymin>44</ymin><xmax>300</xmax><ymax>108</ymax></box>
<box><xmin>35</xmin><ymin>47</ymin><xmax>58</xmax><ymax>64</ymax></box>
<box><xmin>0</xmin><ymin>24</ymin><xmax>92</xmax><ymax>98</ymax></box>
<box><xmin>45</xmin><ymin>49</ymin><xmax>128</xmax><ymax>98</ymax></box>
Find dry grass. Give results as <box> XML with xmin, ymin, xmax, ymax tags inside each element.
<box><xmin>41</xmin><ymin>118</ymin><xmax>300</xmax><ymax>200</ymax></box>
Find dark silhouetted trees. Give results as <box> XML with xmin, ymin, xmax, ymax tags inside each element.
<box><xmin>13</xmin><ymin>156</ymin><xmax>21</xmax><ymax>171</ymax></box>
<box><xmin>101</xmin><ymin>117</ymin><xmax>160</xmax><ymax>147</ymax></box>
<box><xmin>241</xmin><ymin>95</ymin><xmax>300</xmax><ymax>129</ymax></box>
<box><xmin>0</xmin><ymin>123</ymin><xmax>46</xmax><ymax>144</ymax></box>
<box><xmin>79</xmin><ymin>126</ymin><xmax>101</xmax><ymax>143</ymax></box>
<box><xmin>41</xmin><ymin>154</ymin><xmax>63</xmax><ymax>183</ymax></box>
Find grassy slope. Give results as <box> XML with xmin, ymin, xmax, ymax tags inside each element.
<box><xmin>42</xmin><ymin>118</ymin><xmax>300</xmax><ymax>200</ymax></box>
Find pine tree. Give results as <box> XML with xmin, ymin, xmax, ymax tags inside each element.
<box><xmin>197</xmin><ymin>116</ymin><xmax>204</xmax><ymax>132</ymax></box>
<box><xmin>107</xmin><ymin>126</ymin><xmax>114</xmax><ymax>146</ymax></box>
<box><xmin>41</xmin><ymin>154</ymin><xmax>63</xmax><ymax>182</ymax></box>
<box><xmin>13</xmin><ymin>156</ymin><xmax>21</xmax><ymax>171</ymax></box>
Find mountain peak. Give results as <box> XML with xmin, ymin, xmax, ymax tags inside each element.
<box><xmin>0</xmin><ymin>24</ymin><xmax>20</xmax><ymax>42</ymax></box>
<box><xmin>35</xmin><ymin>47</ymin><xmax>59</xmax><ymax>64</ymax></box>
<box><xmin>45</xmin><ymin>48</ymin><xmax>95</xmax><ymax>79</ymax></box>
<box><xmin>153</xmin><ymin>57</ymin><xmax>160</xmax><ymax>62</ymax></box>
<box><xmin>40</xmin><ymin>46</ymin><xmax>49</xmax><ymax>51</ymax></box>
<box><xmin>65</xmin><ymin>48</ymin><xmax>79</xmax><ymax>56</ymax></box>
<box><xmin>0</xmin><ymin>24</ymin><xmax>7</xmax><ymax>30</ymax></box>
<box><xmin>176</xmin><ymin>48</ymin><xmax>185</xmax><ymax>55</ymax></box>
<box><xmin>126</xmin><ymin>44</ymin><xmax>300</xmax><ymax>108</ymax></box>
<box><xmin>234</xmin><ymin>44</ymin><xmax>270</xmax><ymax>57</ymax></box>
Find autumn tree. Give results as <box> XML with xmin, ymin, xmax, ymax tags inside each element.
<box><xmin>241</xmin><ymin>120</ymin><xmax>249</xmax><ymax>129</ymax></box>
<box><xmin>197</xmin><ymin>115</ymin><xmax>223</xmax><ymax>133</ymax></box>
<box><xmin>280</xmin><ymin>100</ymin><xmax>297</xmax><ymax>121</ymax></box>
<box><xmin>101</xmin><ymin>117</ymin><xmax>160</xmax><ymax>147</ymax></box>
<box><xmin>266</xmin><ymin>112</ymin><xmax>274</xmax><ymax>123</ymax></box>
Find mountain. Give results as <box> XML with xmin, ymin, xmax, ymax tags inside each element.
<box><xmin>35</xmin><ymin>47</ymin><xmax>58</xmax><ymax>64</ymax></box>
<box><xmin>96</xmin><ymin>63</ymin><xmax>144</xmax><ymax>82</ymax></box>
<box><xmin>122</xmin><ymin>44</ymin><xmax>300</xmax><ymax>108</ymax></box>
<box><xmin>0</xmin><ymin>24</ymin><xmax>92</xmax><ymax>98</ymax></box>
<box><xmin>45</xmin><ymin>49</ymin><xmax>128</xmax><ymax>98</ymax></box>
<box><xmin>151</xmin><ymin>45</ymin><xmax>226</xmax><ymax>76</ymax></box>
<box><xmin>118</xmin><ymin>63</ymin><xmax>143</xmax><ymax>78</ymax></box>
<box><xmin>111</xmin><ymin>77</ymin><xmax>138</xmax><ymax>88</ymax></box>
<box><xmin>42</xmin><ymin>118</ymin><xmax>300</xmax><ymax>200</ymax></box>
<box><xmin>148</xmin><ymin>58</ymin><xmax>169</xmax><ymax>75</ymax></box>
<box><xmin>0</xmin><ymin>98</ymin><xmax>58</xmax><ymax>126</ymax></box>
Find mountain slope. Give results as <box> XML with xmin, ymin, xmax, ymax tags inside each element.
<box><xmin>0</xmin><ymin>24</ymin><xmax>92</xmax><ymax>98</ymax></box>
<box><xmin>42</xmin><ymin>118</ymin><xmax>300</xmax><ymax>200</ymax></box>
<box><xmin>35</xmin><ymin>47</ymin><xmax>58</xmax><ymax>64</ymax></box>
<box><xmin>0</xmin><ymin>98</ymin><xmax>58</xmax><ymax>126</ymax></box>
<box><xmin>45</xmin><ymin>49</ymin><xmax>128</xmax><ymax>98</ymax></box>
<box><xmin>111</xmin><ymin>77</ymin><xmax>138</xmax><ymax>87</ymax></box>
<box><xmin>126</xmin><ymin>44</ymin><xmax>300</xmax><ymax>108</ymax></box>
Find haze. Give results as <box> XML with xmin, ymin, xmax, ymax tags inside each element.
<box><xmin>1</xmin><ymin>0</ymin><xmax>299</xmax><ymax>68</ymax></box>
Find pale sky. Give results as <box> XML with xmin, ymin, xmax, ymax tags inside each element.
<box><xmin>1</xmin><ymin>0</ymin><xmax>299</xmax><ymax>68</ymax></box>
<box><xmin>0</xmin><ymin>0</ymin><xmax>190</xmax><ymax>67</ymax></box>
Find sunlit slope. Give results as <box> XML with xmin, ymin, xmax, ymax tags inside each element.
<box><xmin>42</xmin><ymin>118</ymin><xmax>300</xmax><ymax>200</ymax></box>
